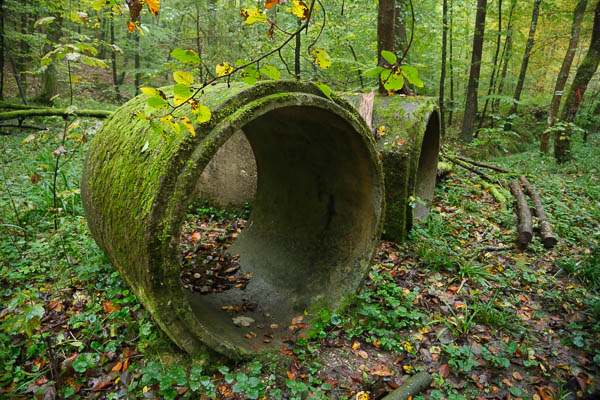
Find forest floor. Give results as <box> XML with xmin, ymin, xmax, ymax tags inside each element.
<box><xmin>1</xmin><ymin>121</ymin><xmax>599</xmax><ymax>400</ymax></box>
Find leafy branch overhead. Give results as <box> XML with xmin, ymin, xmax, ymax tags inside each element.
<box><xmin>137</xmin><ymin>0</ymin><xmax>333</xmax><ymax>139</ymax></box>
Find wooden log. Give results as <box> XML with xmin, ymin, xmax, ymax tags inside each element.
<box><xmin>509</xmin><ymin>181</ymin><xmax>533</xmax><ymax>247</ymax></box>
<box><xmin>437</xmin><ymin>160</ymin><xmax>453</xmax><ymax>178</ymax></box>
<box><xmin>0</xmin><ymin>101</ymin><xmax>45</xmax><ymax>110</ymax></box>
<box><xmin>445</xmin><ymin>155</ymin><xmax>493</xmax><ymax>182</ymax></box>
<box><xmin>382</xmin><ymin>371</ymin><xmax>432</xmax><ymax>400</ymax></box>
<box><xmin>0</xmin><ymin>108</ymin><xmax>112</xmax><ymax>121</ymax></box>
<box><xmin>454</xmin><ymin>154</ymin><xmax>509</xmax><ymax>173</ymax></box>
<box><xmin>357</xmin><ymin>89</ymin><xmax>375</xmax><ymax>131</ymax></box>
<box><xmin>481</xmin><ymin>180</ymin><xmax>507</xmax><ymax>208</ymax></box>
<box><xmin>519</xmin><ymin>175</ymin><xmax>558</xmax><ymax>248</ymax></box>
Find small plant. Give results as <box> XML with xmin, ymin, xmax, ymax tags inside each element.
<box><xmin>435</xmin><ymin>301</ymin><xmax>478</xmax><ymax>337</ymax></box>
<box><xmin>443</xmin><ymin>345</ymin><xmax>479</xmax><ymax>374</ymax></box>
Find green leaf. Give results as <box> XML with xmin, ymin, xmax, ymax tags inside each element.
<box><xmin>170</xmin><ymin>48</ymin><xmax>202</xmax><ymax>64</ymax></box>
<box><xmin>260</xmin><ymin>65</ymin><xmax>280</xmax><ymax>81</ymax></box>
<box><xmin>148</xmin><ymin>96</ymin><xmax>168</xmax><ymax>110</ymax></box>
<box><xmin>401</xmin><ymin>66</ymin><xmax>424</xmax><ymax>87</ymax></box>
<box><xmin>363</xmin><ymin>66</ymin><xmax>384</xmax><ymax>77</ymax></box>
<box><xmin>191</xmin><ymin>102</ymin><xmax>211</xmax><ymax>124</ymax></box>
<box><xmin>173</xmin><ymin>84</ymin><xmax>193</xmax><ymax>106</ymax></box>
<box><xmin>241</xmin><ymin>67</ymin><xmax>260</xmax><ymax>85</ymax></box>
<box><xmin>34</xmin><ymin>16</ymin><xmax>56</xmax><ymax>29</ymax></box>
<box><xmin>173</xmin><ymin>71</ymin><xmax>194</xmax><ymax>85</ymax></box>
<box><xmin>381</xmin><ymin>69</ymin><xmax>405</xmax><ymax>92</ymax></box>
<box><xmin>381</xmin><ymin>50</ymin><xmax>397</xmax><ymax>66</ymax></box>
<box><xmin>314</xmin><ymin>82</ymin><xmax>332</xmax><ymax>100</ymax></box>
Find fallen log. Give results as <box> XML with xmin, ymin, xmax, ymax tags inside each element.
<box><xmin>0</xmin><ymin>101</ymin><xmax>45</xmax><ymax>110</ymax></box>
<box><xmin>382</xmin><ymin>371</ymin><xmax>432</xmax><ymax>400</ymax></box>
<box><xmin>454</xmin><ymin>154</ymin><xmax>509</xmax><ymax>173</ymax></box>
<box><xmin>480</xmin><ymin>180</ymin><xmax>507</xmax><ymax>209</ymax></box>
<box><xmin>437</xmin><ymin>160</ymin><xmax>453</xmax><ymax>179</ymax></box>
<box><xmin>445</xmin><ymin>155</ymin><xmax>493</xmax><ymax>182</ymax></box>
<box><xmin>519</xmin><ymin>175</ymin><xmax>558</xmax><ymax>248</ymax></box>
<box><xmin>509</xmin><ymin>181</ymin><xmax>533</xmax><ymax>247</ymax></box>
<box><xmin>0</xmin><ymin>108</ymin><xmax>112</xmax><ymax>121</ymax></box>
<box><xmin>0</xmin><ymin>124</ymin><xmax>49</xmax><ymax>132</ymax></box>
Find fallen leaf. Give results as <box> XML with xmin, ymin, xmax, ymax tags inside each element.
<box><xmin>371</xmin><ymin>364</ymin><xmax>394</xmax><ymax>377</ymax></box>
<box><xmin>232</xmin><ymin>316</ymin><xmax>255</xmax><ymax>327</ymax></box>
<box><xmin>513</xmin><ymin>371</ymin><xmax>523</xmax><ymax>381</ymax></box>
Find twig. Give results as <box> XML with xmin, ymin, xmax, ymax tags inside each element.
<box><xmin>479</xmin><ymin>244</ymin><xmax>515</xmax><ymax>252</ymax></box>
<box><xmin>454</xmin><ymin>154</ymin><xmax>509</xmax><ymax>173</ymax></box>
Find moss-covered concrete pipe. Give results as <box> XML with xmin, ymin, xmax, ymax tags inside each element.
<box><xmin>81</xmin><ymin>81</ymin><xmax>384</xmax><ymax>358</ymax></box>
<box><xmin>342</xmin><ymin>93</ymin><xmax>440</xmax><ymax>243</ymax></box>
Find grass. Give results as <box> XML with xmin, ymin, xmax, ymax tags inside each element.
<box><xmin>1</xmin><ymin>120</ymin><xmax>599</xmax><ymax>399</ymax></box>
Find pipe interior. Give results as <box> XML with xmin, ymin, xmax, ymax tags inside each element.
<box><xmin>413</xmin><ymin>111</ymin><xmax>441</xmax><ymax>220</ymax></box>
<box><xmin>184</xmin><ymin>105</ymin><xmax>377</xmax><ymax>351</ymax></box>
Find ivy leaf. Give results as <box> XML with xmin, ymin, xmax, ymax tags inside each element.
<box><xmin>173</xmin><ymin>71</ymin><xmax>194</xmax><ymax>86</ymax></box>
<box><xmin>190</xmin><ymin>100</ymin><xmax>211</xmax><ymax>123</ymax></box>
<box><xmin>400</xmin><ymin>65</ymin><xmax>424</xmax><ymax>87</ymax></box>
<box><xmin>241</xmin><ymin>8</ymin><xmax>267</xmax><ymax>24</ymax></box>
<box><xmin>292</xmin><ymin>0</ymin><xmax>309</xmax><ymax>20</ymax></box>
<box><xmin>381</xmin><ymin>50</ymin><xmax>397</xmax><ymax>66</ymax></box>
<box><xmin>179</xmin><ymin>116</ymin><xmax>195</xmax><ymax>136</ymax></box>
<box><xmin>363</xmin><ymin>66</ymin><xmax>384</xmax><ymax>77</ymax></box>
<box><xmin>216</xmin><ymin>62</ymin><xmax>234</xmax><ymax>77</ymax></box>
<box><xmin>147</xmin><ymin>96</ymin><xmax>168</xmax><ymax>109</ymax></box>
<box><xmin>380</xmin><ymin>69</ymin><xmax>404</xmax><ymax>92</ymax></box>
<box><xmin>315</xmin><ymin>82</ymin><xmax>332</xmax><ymax>100</ymax></box>
<box><xmin>260</xmin><ymin>65</ymin><xmax>280</xmax><ymax>81</ymax></box>
<box><xmin>173</xmin><ymin>84</ymin><xmax>193</xmax><ymax>106</ymax></box>
<box><xmin>145</xmin><ymin>0</ymin><xmax>160</xmax><ymax>17</ymax></box>
<box><xmin>312</xmin><ymin>49</ymin><xmax>331</xmax><ymax>69</ymax></box>
<box><xmin>171</xmin><ymin>48</ymin><xmax>202</xmax><ymax>65</ymax></box>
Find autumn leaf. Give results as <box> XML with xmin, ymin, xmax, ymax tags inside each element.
<box><xmin>355</xmin><ymin>392</ymin><xmax>369</xmax><ymax>400</ymax></box>
<box><xmin>145</xmin><ymin>0</ymin><xmax>160</xmax><ymax>17</ymax></box>
<box><xmin>265</xmin><ymin>0</ymin><xmax>283</xmax><ymax>9</ymax></box>
<box><xmin>29</xmin><ymin>173</ymin><xmax>41</xmax><ymax>184</ymax></box>
<box><xmin>312</xmin><ymin>49</ymin><xmax>331</xmax><ymax>69</ymax></box>
<box><xmin>190</xmin><ymin>100</ymin><xmax>211</xmax><ymax>123</ymax></box>
<box><xmin>173</xmin><ymin>84</ymin><xmax>193</xmax><ymax>106</ymax></box>
<box><xmin>292</xmin><ymin>0</ymin><xmax>309</xmax><ymax>20</ymax></box>
<box><xmin>160</xmin><ymin>115</ymin><xmax>181</xmax><ymax>134</ymax></box>
<box><xmin>179</xmin><ymin>116</ymin><xmax>195</xmax><ymax>136</ymax></box>
<box><xmin>371</xmin><ymin>364</ymin><xmax>394</xmax><ymax>377</ymax></box>
<box><xmin>241</xmin><ymin>8</ymin><xmax>267</xmax><ymax>24</ymax></box>
<box><xmin>126</xmin><ymin>20</ymin><xmax>136</xmax><ymax>32</ymax></box>
<box><xmin>216</xmin><ymin>62</ymin><xmax>234</xmax><ymax>77</ymax></box>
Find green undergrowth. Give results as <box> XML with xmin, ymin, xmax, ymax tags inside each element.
<box><xmin>1</xmin><ymin>122</ymin><xmax>599</xmax><ymax>399</ymax></box>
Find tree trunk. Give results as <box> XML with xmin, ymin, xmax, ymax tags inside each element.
<box><xmin>460</xmin><ymin>0</ymin><xmax>487</xmax><ymax>142</ymax></box>
<box><xmin>134</xmin><ymin>32</ymin><xmax>141</xmax><ymax>96</ymax></box>
<box><xmin>35</xmin><ymin>15</ymin><xmax>63</xmax><ymax>105</ymax></box>
<box><xmin>478</xmin><ymin>0</ymin><xmax>502</xmax><ymax>130</ymax></box>
<box><xmin>493</xmin><ymin>0</ymin><xmax>515</xmax><ymax>114</ymax></box>
<box><xmin>541</xmin><ymin>0</ymin><xmax>587</xmax><ymax>153</ymax></box>
<box><xmin>555</xmin><ymin>0</ymin><xmax>600</xmax><ymax>163</ymax></box>
<box><xmin>110</xmin><ymin>12</ymin><xmax>122</xmax><ymax>102</ymax></box>
<box><xmin>0</xmin><ymin>0</ymin><xmax>4</xmax><ymax>100</ymax></box>
<box><xmin>439</xmin><ymin>0</ymin><xmax>448</xmax><ymax>136</ymax></box>
<box><xmin>377</xmin><ymin>0</ymin><xmax>396</xmax><ymax>94</ymax></box>
<box><xmin>448</xmin><ymin>0</ymin><xmax>455</xmax><ymax>125</ymax></box>
<box><xmin>507</xmin><ymin>0</ymin><xmax>542</xmax><ymax>119</ymax></box>
<box><xmin>17</xmin><ymin>0</ymin><xmax>29</xmax><ymax>92</ymax></box>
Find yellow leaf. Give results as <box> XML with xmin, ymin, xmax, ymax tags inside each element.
<box><xmin>312</xmin><ymin>49</ymin><xmax>331</xmax><ymax>69</ymax></box>
<box><xmin>160</xmin><ymin>115</ymin><xmax>180</xmax><ymax>134</ymax></box>
<box><xmin>292</xmin><ymin>0</ymin><xmax>309</xmax><ymax>20</ymax></box>
<box><xmin>216</xmin><ymin>62</ymin><xmax>234</xmax><ymax>77</ymax></box>
<box><xmin>190</xmin><ymin>100</ymin><xmax>211</xmax><ymax>123</ymax></box>
<box><xmin>355</xmin><ymin>391</ymin><xmax>369</xmax><ymax>400</ymax></box>
<box><xmin>140</xmin><ymin>87</ymin><xmax>160</xmax><ymax>96</ymax></box>
<box><xmin>179</xmin><ymin>116</ymin><xmax>195</xmax><ymax>136</ymax></box>
<box><xmin>241</xmin><ymin>8</ymin><xmax>267</xmax><ymax>24</ymax></box>
<box><xmin>173</xmin><ymin>71</ymin><xmax>193</xmax><ymax>85</ymax></box>
<box><xmin>144</xmin><ymin>0</ymin><xmax>160</xmax><ymax>16</ymax></box>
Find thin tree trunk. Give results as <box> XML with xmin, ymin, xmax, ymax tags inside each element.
<box><xmin>460</xmin><ymin>0</ymin><xmax>488</xmax><ymax>142</ymax></box>
<box><xmin>134</xmin><ymin>32</ymin><xmax>141</xmax><ymax>96</ymax></box>
<box><xmin>439</xmin><ymin>0</ymin><xmax>448</xmax><ymax>136</ymax></box>
<box><xmin>555</xmin><ymin>0</ymin><xmax>600</xmax><ymax>163</ymax></box>
<box><xmin>507</xmin><ymin>0</ymin><xmax>542</xmax><ymax>119</ymax></box>
<box><xmin>448</xmin><ymin>0</ymin><xmax>455</xmax><ymax>126</ymax></box>
<box><xmin>8</xmin><ymin>52</ymin><xmax>27</xmax><ymax>104</ymax></box>
<box><xmin>377</xmin><ymin>0</ymin><xmax>396</xmax><ymax>94</ymax></box>
<box><xmin>0</xmin><ymin>0</ymin><xmax>4</xmax><ymax>100</ymax></box>
<box><xmin>35</xmin><ymin>15</ymin><xmax>63</xmax><ymax>105</ymax></box>
<box><xmin>110</xmin><ymin>12</ymin><xmax>122</xmax><ymax>102</ymax></box>
<box><xmin>493</xmin><ymin>0</ymin><xmax>517</xmax><ymax>113</ymax></box>
<box><xmin>18</xmin><ymin>0</ymin><xmax>29</xmax><ymax>91</ymax></box>
<box><xmin>541</xmin><ymin>0</ymin><xmax>587</xmax><ymax>153</ymax></box>
<box><xmin>395</xmin><ymin>0</ymin><xmax>408</xmax><ymax>61</ymax></box>
<box><xmin>478</xmin><ymin>0</ymin><xmax>503</xmax><ymax>131</ymax></box>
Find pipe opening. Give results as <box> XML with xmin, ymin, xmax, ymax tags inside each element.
<box><xmin>181</xmin><ymin>105</ymin><xmax>378</xmax><ymax>352</ymax></box>
<box><xmin>413</xmin><ymin>111</ymin><xmax>441</xmax><ymax>221</ymax></box>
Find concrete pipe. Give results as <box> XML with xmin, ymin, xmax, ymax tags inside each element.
<box><xmin>342</xmin><ymin>94</ymin><xmax>441</xmax><ymax>243</ymax></box>
<box><xmin>81</xmin><ymin>81</ymin><xmax>384</xmax><ymax>358</ymax></box>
